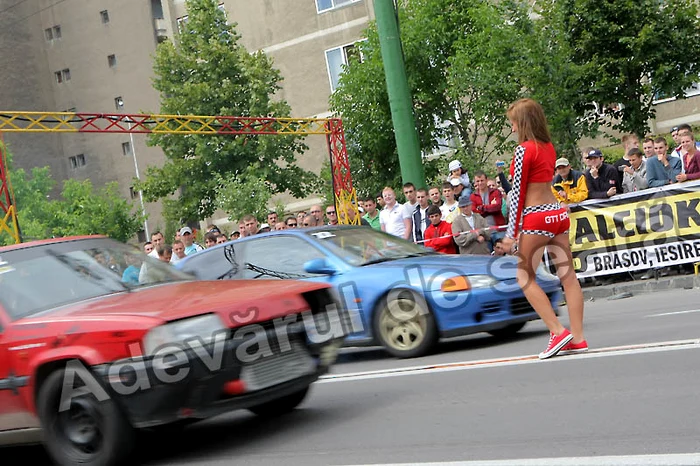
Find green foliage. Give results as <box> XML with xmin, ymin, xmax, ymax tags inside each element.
<box><xmin>318</xmin><ymin>160</ymin><xmax>335</xmax><ymax>208</ymax></box>
<box><xmin>539</xmin><ymin>0</ymin><xmax>700</xmax><ymax>137</ymax></box>
<box><xmin>329</xmin><ymin>0</ymin><xmax>601</xmax><ymax>193</ymax></box>
<box><xmin>0</xmin><ymin>147</ymin><xmax>144</xmax><ymax>246</ymax></box>
<box><xmin>599</xmin><ymin>147</ymin><xmax>625</xmax><ymax>166</ymax></box>
<box><xmin>140</xmin><ymin>0</ymin><xmax>319</xmax><ymax>224</ymax></box>
<box><xmin>214</xmin><ymin>162</ymin><xmax>272</xmax><ymax>223</ymax></box>
<box><xmin>523</xmin><ymin>0</ymin><xmax>600</xmax><ymax>161</ymax></box>
<box><xmin>50</xmin><ymin>180</ymin><xmax>145</xmax><ymax>243</ymax></box>
<box><xmin>445</xmin><ymin>0</ymin><xmax>533</xmax><ymax>160</ymax></box>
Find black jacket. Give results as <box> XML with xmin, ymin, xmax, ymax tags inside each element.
<box><xmin>412</xmin><ymin>204</ymin><xmax>429</xmax><ymax>242</ymax></box>
<box><xmin>585</xmin><ymin>163</ymin><xmax>619</xmax><ymax>199</ymax></box>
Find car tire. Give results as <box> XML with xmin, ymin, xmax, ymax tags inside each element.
<box><xmin>248</xmin><ymin>386</ymin><xmax>310</xmax><ymax>417</ymax></box>
<box><xmin>487</xmin><ymin>322</ymin><xmax>526</xmax><ymax>338</ymax></box>
<box><xmin>373</xmin><ymin>289</ymin><xmax>438</xmax><ymax>359</ymax></box>
<box><xmin>37</xmin><ymin>367</ymin><xmax>134</xmax><ymax>466</ymax></box>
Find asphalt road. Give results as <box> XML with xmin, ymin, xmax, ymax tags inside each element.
<box><xmin>8</xmin><ymin>288</ymin><xmax>700</xmax><ymax>465</ymax></box>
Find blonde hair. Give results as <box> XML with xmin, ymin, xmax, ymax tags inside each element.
<box><xmin>506</xmin><ymin>98</ymin><xmax>551</xmax><ymax>144</ymax></box>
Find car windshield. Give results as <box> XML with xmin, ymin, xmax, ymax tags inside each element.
<box><xmin>306</xmin><ymin>227</ymin><xmax>437</xmax><ymax>266</ymax></box>
<box><xmin>0</xmin><ymin>238</ymin><xmax>194</xmax><ymax>321</ymax></box>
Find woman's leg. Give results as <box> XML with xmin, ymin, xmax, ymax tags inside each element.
<box><xmin>546</xmin><ymin>232</ymin><xmax>585</xmax><ymax>344</ymax></box>
<box><xmin>516</xmin><ymin>233</ymin><xmax>566</xmax><ymax>336</ymax></box>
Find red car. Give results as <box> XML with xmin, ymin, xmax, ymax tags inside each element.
<box><xmin>0</xmin><ymin>236</ymin><xmax>346</xmax><ymax>465</ymax></box>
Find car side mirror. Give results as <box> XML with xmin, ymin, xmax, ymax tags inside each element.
<box><xmin>303</xmin><ymin>258</ymin><xmax>338</xmax><ymax>276</ymax></box>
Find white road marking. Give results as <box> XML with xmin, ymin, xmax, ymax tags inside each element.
<box><xmin>646</xmin><ymin>309</ymin><xmax>700</xmax><ymax>317</ymax></box>
<box><xmin>320</xmin><ymin>339</ymin><xmax>700</xmax><ymax>383</ymax></box>
<box><xmin>337</xmin><ymin>453</ymin><xmax>700</xmax><ymax>466</ymax></box>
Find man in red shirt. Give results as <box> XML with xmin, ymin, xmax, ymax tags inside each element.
<box><xmin>423</xmin><ymin>205</ymin><xmax>457</xmax><ymax>254</ymax></box>
<box><xmin>470</xmin><ymin>170</ymin><xmax>506</xmax><ymax>228</ymax></box>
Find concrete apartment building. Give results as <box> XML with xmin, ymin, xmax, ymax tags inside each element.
<box><xmin>0</xmin><ymin>0</ymin><xmax>698</xmax><ymax>241</ymax></box>
<box><xmin>0</xmin><ymin>0</ymin><xmax>375</xmax><ymax>241</ymax></box>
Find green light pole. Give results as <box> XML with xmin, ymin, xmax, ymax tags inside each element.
<box><xmin>373</xmin><ymin>0</ymin><xmax>425</xmax><ymax>188</ymax></box>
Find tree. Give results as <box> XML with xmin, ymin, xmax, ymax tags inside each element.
<box><xmin>139</xmin><ymin>0</ymin><xmax>319</xmax><ymax>224</ymax></box>
<box><xmin>49</xmin><ymin>180</ymin><xmax>144</xmax><ymax>243</ymax></box>
<box><xmin>214</xmin><ymin>162</ymin><xmax>272</xmax><ymax>225</ymax></box>
<box><xmin>538</xmin><ymin>0</ymin><xmax>700</xmax><ymax>137</ymax></box>
<box><xmin>0</xmin><ymin>147</ymin><xmax>144</xmax><ymax>246</ymax></box>
<box><xmin>329</xmin><ymin>0</ymin><xmax>558</xmax><ymax>195</ymax></box>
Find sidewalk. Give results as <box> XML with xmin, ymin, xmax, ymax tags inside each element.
<box><xmin>581</xmin><ymin>273</ymin><xmax>700</xmax><ymax>300</ymax></box>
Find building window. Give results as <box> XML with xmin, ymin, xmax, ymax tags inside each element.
<box><xmin>54</xmin><ymin>71</ymin><xmax>63</xmax><ymax>84</ymax></box>
<box><xmin>108</xmin><ymin>54</ymin><xmax>117</xmax><ymax>68</ymax></box>
<box><xmin>100</xmin><ymin>10</ymin><xmax>110</xmax><ymax>24</ymax></box>
<box><xmin>69</xmin><ymin>154</ymin><xmax>86</xmax><ymax>169</ymax></box>
<box><xmin>62</xmin><ymin>69</ymin><xmax>71</xmax><ymax>81</ymax></box>
<box><xmin>45</xmin><ymin>25</ymin><xmax>61</xmax><ymax>41</ymax></box>
<box><xmin>122</xmin><ymin>142</ymin><xmax>132</xmax><ymax>155</ymax></box>
<box><xmin>316</xmin><ymin>0</ymin><xmax>360</xmax><ymax>13</ymax></box>
<box><xmin>325</xmin><ymin>41</ymin><xmax>365</xmax><ymax>92</ymax></box>
<box><xmin>115</xmin><ymin>96</ymin><xmax>124</xmax><ymax>111</ymax></box>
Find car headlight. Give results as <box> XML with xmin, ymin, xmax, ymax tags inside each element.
<box><xmin>143</xmin><ymin>314</ymin><xmax>227</xmax><ymax>356</ymax></box>
<box><xmin>440</xmin><ymin>274</ymin><xmax>497</xmax><ymax>292</ymax></box>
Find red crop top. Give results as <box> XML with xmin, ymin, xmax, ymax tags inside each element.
<box><xmin>506</xmin><ymin>140</ymin><xmax>557</xmax><ymax>239</ymax></box>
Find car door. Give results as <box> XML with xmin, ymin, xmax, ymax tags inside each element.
<box><xmin>235</xmin><ymin>235</ymin><xmax>362</xmax><ymax>337</ymax></box>
<box><xmin>236</xmin><ymin>235</ymin><xmax>330</xmax><ymax>281</ymax></box>
<box><xmin>178</xmin><ymin>241</ymin><xmax>243</xmax><ymax>280</ymax></box>
<box><xmin>0</xmin><ymin>307</ymin><xmax>34</xmax><ymax>433</ymax></box>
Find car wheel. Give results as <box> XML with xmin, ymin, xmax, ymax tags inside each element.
<box><xmin>248</xmin><ymin>386</ymin><xmax>310</xmax><ymax>417</ymax></box>
<box><xmin>487</xmin><ymin>322</ymin><xmax>526</xmax><ymax>338</ymax></box>
<box><xmin>37</xmin><ymin>368</ymin><xmax>134</xmax><ymax>466</ymax></box>
<box><xmin>373</xmin><ymin>289</ymin><xmax>438</xmax><ymax>358</ymax></box>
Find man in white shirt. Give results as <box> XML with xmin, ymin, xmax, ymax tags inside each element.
<box><xmin>401</xmin><ymin>182</ymin><xmax>418</xmax><ymax>240</ymax></box>
<box><xmin>380</xmin><ymin>187</ymin><xmax>409</xmax><ymax>237</ymax></box>
<box><xmin>439</xmin><ymin>181</ymin><xmax>459</xmax><ymax>223</ymax></box>
<box><xmin>138</xmin><ymin>230</ymin><xmax>165</xmax><ymax>283</ymax></box>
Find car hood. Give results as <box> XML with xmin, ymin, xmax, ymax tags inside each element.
<box><xmin>28</xmin><ymin>280</ymin><xmax>331</xmax><ymax>326</ymax></box>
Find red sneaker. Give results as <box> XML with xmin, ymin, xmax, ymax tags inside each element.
<box><xmin>559</xmin><ymin>339</ymin><xmax>589</xmax><ymax>356</ymax></box>
<box><xmin>538</xmin><ymin>329</ymin><xmax>573</xmax><ymax>359</ymax></box>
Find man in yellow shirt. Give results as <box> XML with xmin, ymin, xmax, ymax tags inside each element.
<box><xmin>552</xmin><ymin>157</ymin><xmax>588</xmax><ymax>206</ymax></box>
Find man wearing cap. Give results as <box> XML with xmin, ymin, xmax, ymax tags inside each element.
<box><xmin>551</xmin><ymin>157</ymin><xmax>588</xmax><ymax>205</ymax></box>
<box><xmin>583</xmin><ymin>147</ymin><xmax>619</xmax><ymax>199</ymax></box>
<box><xmin>451</xmin><ymin>197</ymin><xmax>491</xmax><ymax>255</ymax></box>
<box><xmin>180</xmin><ymin>227</ymin><xmax>204</xmax><ymax>255</ymax></box>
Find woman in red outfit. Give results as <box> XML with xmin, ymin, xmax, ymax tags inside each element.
<box><xmin>500</xmin><ymin>98</ymin><xmax>586</xmax><ymax>359</ymax></box>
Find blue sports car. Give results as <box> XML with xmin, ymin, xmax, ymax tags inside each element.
<box><xmin>176</xmin><ymin>226</ymin><xmax>562</xmax><ymax>358</ymax></box>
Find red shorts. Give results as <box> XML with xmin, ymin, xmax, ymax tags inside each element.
<box><xmin>521</xmin><ymin>204</ymin><xmax>570</xmax><ymax>238</ymax></box>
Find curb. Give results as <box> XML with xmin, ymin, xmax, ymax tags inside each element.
<box><xmin>581</xmin><ymin>274</ymin><xmax>700</xmax><ymax>300</ymax></box>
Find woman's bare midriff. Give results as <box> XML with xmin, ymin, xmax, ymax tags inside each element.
<box><xmin>523</xmin><ymin>181</ymin><xmax>557</xmax><ymax>207</ymax></box>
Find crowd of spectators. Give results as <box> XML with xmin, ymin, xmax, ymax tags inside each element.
<box><xmin>140</xmin><ymin>124</ymin><xmax>700</xmax><ymax>280</ymax></box>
